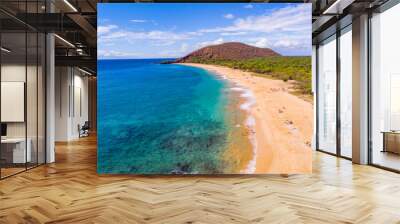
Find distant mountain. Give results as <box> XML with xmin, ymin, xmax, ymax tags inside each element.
<box><xmin>172</xmin><ymin>42</ymin><xmax>280</xmax><ymax>63</ymax></box>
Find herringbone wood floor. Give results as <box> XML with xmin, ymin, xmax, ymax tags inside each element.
<box><xmin>1</xmin><ymin>136</ymin><xmax>400</xmax><ymax>224</ymax></box>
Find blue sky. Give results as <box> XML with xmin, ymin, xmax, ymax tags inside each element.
<box><xmin>98</xmin><ymin>3</ymin><xmax>311</xmax><ymax>59</ymax></box>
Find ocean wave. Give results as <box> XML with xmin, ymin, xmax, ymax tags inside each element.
<box><xmin>239</xmin><ymin>90</ymin><xmax>256</xmax><ymax>111</ymax></box>
<box><xmin>230</xmin><ymin>87</ymin><xmax>245</xmax><ymax>92</ymax></box>
<box><xmin>230</xmin><ymin>86</ymin><xmax>258</xmax><ymax>174</ymax></box>
<box><xmin>243</xmin><ymin>126</ymin><xmax>257</xmax><ymax>174</ymax></box>
<box><xmin>245</xmin><ymin>116</ymin><xmax>255</xmax><ymax>127</ymax></box>
<box><xmin>230</xmin><ymin>86</ymin><xmax>256</xmax><ymax>111</ymax></box>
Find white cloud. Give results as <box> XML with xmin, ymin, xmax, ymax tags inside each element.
<box><xmin>98</xmin><ymin>29</ymin><xmax>194</xmax><ymax>48</ymax></box>
<box><xmin>130</xmin><ymin>19</ymin><xmax>147</xmax><ymax>23</ymax></box>
<box><xmin>180</xmin><ymin>43</ymin><xmax>189</xmax><ymax>53</ymax></box>
<box><xmin>199</xmin><ymin>4</ymin><xmax>310</xmax><ymax>34</ymax></box>
<box><xmin>247</xmin><ymin>37</ymin><xmax>308</xmax><ymax>51</ymax></box>
<box><xmin>146</xmin><ymin>31</ymin><xmax>189</xmax><ymax>40</ymax></box>
<box><xmin>98</xmin><ymin>4</ymin><xmax>311</xmax><ymax>58</ymax></box>
<box><xmin>244</xmin><ymin>4</ymin><xmax>253</xmax><ymax>9</ymax></box>
<box><xmin>197</xmin><ymin>38</ymin><xmax>224</xmax><ymax>48</ymax></box>
<box><xmin>252</xmin><ymin>38</ymin><xmax>270</xmax><ymax>48</ymax></box>
<box><xmin>101</xmin><ymin>31</ymin><xmax>128</xmax><ymax>39</ymax></box>
<box><xmin>98</xmin><ymin>25</ymin><xmax>118</xmax><ymax>35</ymax></box>
<box><xmin>220</xmin><ymin>32</ymin><xmax>248</xmax><ymax>36</ymax></box>
<box><xmin>98</xmin><ymin>50</ymin><xmax>139</xmax><ymax>58</ymax></box>
<box><xmin>274</xmin><ymin>39</ymin><xmax>302</xmax><ymax>49</ymax></box>
<box><xmin>187</xmin><ymin>31</ymin><xmax>203</xmax><ymax>36</ymax></box>
<box><xmin>99</xmin><ymin>30</ymin><xmax>190</xmax><ymax>42</ymax></box>
<box><xmin>223</xmin><ymin>14</ymin><xmax>235</xmax><ymax>19</ymax></box>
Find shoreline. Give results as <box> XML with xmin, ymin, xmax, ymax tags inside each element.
<box><xmin>178</xmin><ymin>63</ymin><xmax>313</xmax><ymax>174</ymax></box>
<box><xmin>228</xmin><ymin>86</ymin><xmax>258</xmax><ymax>174</ymax></box>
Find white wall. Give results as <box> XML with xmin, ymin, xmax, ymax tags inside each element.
<box><xmin>1</xmin><ymin>64</ymin><xmax>38</xmax><ymax>138</ymax></box>
<box><xmin>1</xmin><ymin>63</ymin><xmax>46</xmax><ymax>164</ymax></box>
<box><xmin>72</xmin><ymin>73</ymin><xmax>89</xmax><ymax>138</ymax></box>
<box><xmin>55</xmin><ymin>67</ymin><xmax>70</xmax><ymax>141</ymax></box>
<box><xmin>1</xmin><ymin>65</ymin><xmax>26</xmax><ymax>134</ymax></box>
<box><xmin>55</xmin><ymin>67</ymin><xmax>89</xmax><ymax>141</ymax></box>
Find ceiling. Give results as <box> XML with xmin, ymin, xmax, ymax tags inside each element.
<box><xmin>0</xmin><ymin>0</ymin><xmax>97</xmax><ymax>74</ymax></box>
<box><xmin>311</xmin><ymin>0</ymin><xmax>391</xmax><ymax>43</ymax></box>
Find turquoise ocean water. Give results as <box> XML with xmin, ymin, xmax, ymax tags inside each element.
<box><xmin>98</xmin><ymin>59</ymin><xmax>237</xmax><ymax>174</ymax></box>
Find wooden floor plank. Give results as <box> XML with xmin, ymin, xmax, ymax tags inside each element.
<box><xmin>0</xmin><ymin>135</ymin><xmax>400</xmax><ymax>223</ymax></box>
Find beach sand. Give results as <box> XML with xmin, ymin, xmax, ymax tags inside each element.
<box><xmin>179</xmin><ymin>63</ymin><xmax>313</xmax><ymax>174</ymax></box>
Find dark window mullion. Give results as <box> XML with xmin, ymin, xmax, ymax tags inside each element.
<box><xmin>336</xmin><ymin>27</ymin><xmax>341</xmax><ymax>157</ymax></box>
<box><xmin>0</xmin><ymin>23</ymin><xmax>2</xmax><ymax>179</ymax></box>
<box><xmin>25</xmin><ymin>0</ymin><xmax>28</xmax><ymax>171</ymax></box>
<box><xmin>36</xmin><ymin>0</ymin><xmax>39</xmax><ymax>167</ymax></box>
<box><xmin>367</xmin><ymin>11</ymin><xmax>373</xmax><ymax>165</ymax></box>
<box><xmin>316</xmin><ymin>44</ymin><xmax>320</xmax><ymax>151</ymax></box>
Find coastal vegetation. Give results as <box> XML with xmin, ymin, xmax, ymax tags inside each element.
<box><xmin>184</xmin><ymin>56</ymin><xmax>312</xmax><ymax>95</ymax></box>
<box><xmin>166</xmin><ymin>42</ymin><xmax>311</xmax><ymax>95</ymax></box>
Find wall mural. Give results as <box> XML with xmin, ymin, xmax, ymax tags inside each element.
<box><xmin>97</xmin><ymin>3</ymin><xmax>313</xmax><ymax>174</ymax></box>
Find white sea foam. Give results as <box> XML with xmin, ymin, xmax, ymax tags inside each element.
<box><xmin>243</xmin><ymin>127</ymin><xmax>257</xmax><ymax>174</ymax></box>
<box><xmin>230</xmin><ymin>87</ymin><xmax>244</xmax><ymax>92</ymax></box>
<box><xmin>230</xmin><ymin>86</ymin><xmax>257</xmax><ymax>111</ymax></box>
<box><xmin>229</xmin><ymin>84</ymin><xmax>258</xmax><ymax>173</ymax></box>
<box><xmin>245</xmin><ymin>116</ymin><xmax>255</xmax><ymax>127</ymax></box>
<box><xmin>239</xmin><ymin>90</ymin><xmax>256</xmax><ymax>111</ymax></box>
<box><xmin>243</xmin><ymin>115</ymin><xmax>257</xmax><ymax>173</ymax></box>
<box><xmin>240</xmin><ymin>91</ymin><xmax>252</xmax><ymax>98</ymax></box>
<box><xmin>229</xmin><ymin>86</ymin><xmax>257</xmax><ymax>174</ymax></box>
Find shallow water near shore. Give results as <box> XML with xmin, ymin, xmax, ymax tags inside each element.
<box><xmin>98</xmin><ymin>59</ymin><xmax>253</xmax><ymax>174</ymax></box>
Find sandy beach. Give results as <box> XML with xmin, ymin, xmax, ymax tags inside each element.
<box><xmin>179</xmin><ymin>63</ymin><xmax>313</xmax><ymax>174</ymax></box>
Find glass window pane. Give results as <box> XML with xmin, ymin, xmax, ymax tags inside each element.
<box><xmin>0</xmin><ymin>1</ymin><xmax>46</xmax><ymax>179</ymax></box>
<box><xmin>371</xmin><ymin>3</ymin><xmax>400</xmax><ymax>171</ymax></box>
<box><xmin>1</xmin><ymin>31</ymin><xmax>27</xmax><ymax>177</ymax></box>
<box><xmin>318</xmin><ymin>35</ymin><xmax>337</xmax><ymax>154</ymax></box>
<box><xmin>38</xmin><ymin>33</ymin><xmax>45</xmax><ymax>165</ymax></box>
<box><xmin>340</xmin><ymin>27</ymin><xmax>352</xmax><ymax>158</ymax></box>
<box><xmin>27</xmin><ymin>31</ymin><xmax>38</xmax><ymax>169</ymax></box>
